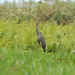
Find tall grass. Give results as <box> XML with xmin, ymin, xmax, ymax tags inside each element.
<box><xmin>0</xmin><ymin>49</ymin><xmax>75</xmax><ymax>75</ymax></box>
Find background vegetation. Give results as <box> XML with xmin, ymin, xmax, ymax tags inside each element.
<box><xmin>0</xmin><ymin>0</ymin><xmax>75</xmax><ymax>25</ymax></box>
<box><xmin>0</xmin><ymin>0</ymin><xmax>75</xmax><ymax>75</ymax></box>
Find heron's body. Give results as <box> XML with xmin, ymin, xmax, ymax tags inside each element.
<box><xmin>36</xmin><ymin>17</ymin><xmax>46</xmax><ymax>52</ymax></box>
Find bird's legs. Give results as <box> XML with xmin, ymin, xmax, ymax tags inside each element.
<box><xmin>40</xmin><ymin>41</ymin><xmax>42</xmax><ymax>47</ymax></box>
<box><xmin>38</xmin><ymin>41</ymin><xmax>43</xmax><ymax>52</ymax></box>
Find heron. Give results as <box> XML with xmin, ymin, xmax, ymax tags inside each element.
<box><xmin>36</xmin><ymin>17</ymin><xmax>46</xmax><ymax>52</ymax></box>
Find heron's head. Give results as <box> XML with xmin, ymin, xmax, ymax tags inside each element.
<box><xmin>30</xmin><ymin>14</ymin><xmax>40</xmax><ymax>26</ymax></box>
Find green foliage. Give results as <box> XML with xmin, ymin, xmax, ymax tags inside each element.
<box><xmin>0</xmin><ymin>1</ymin><xmax>75</xmax><ymax>74</ymax></box>
<box><xmin>0</xmin><ymin>20</ymin><xmax>75</xmax><ymax>53</ymax></box>
<box><xmin>0</xmin><ymin>19</ymin><xmax>75</xmax><ymax>75</ymax></box>
<box><xmin>0</xmin><ymin>50</ymin><xmax>75</xmax><ymax>75</ymax></box>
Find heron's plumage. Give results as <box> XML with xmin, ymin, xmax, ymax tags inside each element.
<box><xmin>36</xmin><ymin>17</ymin><xmax>46</xmax><ymax>52</ymax></box>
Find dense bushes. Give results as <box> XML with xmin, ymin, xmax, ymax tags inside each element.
<box><xmin>0</xmin><ymin>1</ymin><xmax>75</xmax><ymax>25</ymax></box>
<box><xmin>0</xmin><ymin>20</ymin><xmax>75</xmax><ymax>52</ymax></box>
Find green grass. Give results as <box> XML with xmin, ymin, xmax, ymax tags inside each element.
<box><xmin>0</xmin><ymin>50</ymin><xmax>75</xmax><ymax>75</ymax></box>
<box><xmin>0</xmin><ymin>19</ymin><xmax>75</xmax><ymax>75</ymax></box>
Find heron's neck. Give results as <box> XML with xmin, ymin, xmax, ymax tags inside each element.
<box><xmin>36</xmin><ymin>17</ymin><xmax>40</xmax><ymax>36</ymax></box>
<box><xmin>36</xmin><ymin>25</ymin><xmax>39</xmax><ymax>35</ymax></box>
